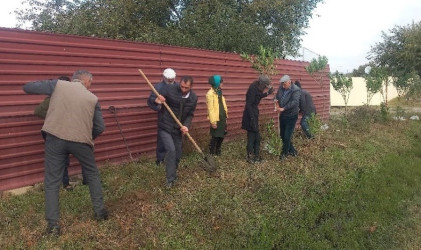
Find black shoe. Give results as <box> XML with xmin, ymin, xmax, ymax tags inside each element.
<box><xmin>166</xmin><ymin>180</ymin><xmax>176</xmax><ymax>189</ymax></box>
<box><xmin>155</xmin><ymin>160</ymin><xmax>163</xmax><ymax>166</ymax></box>
<box><xmin>246</xmin><ymin>154</ymin><xmax>254</xmax><ymax>164</ymax></box>
<box><xmin>253</xmin><ymin>155</ymin><xmax>262</xmax><ymax>163</ymax></box>
<box><xmin>279</xmin><ymin>154</ymin><xmax>288</xmax><ymax>161</ymax></box>
<box><xmin>45</xmin><ymin>224</ymin><xmax>60</xmax><ymax>237</ymax></box>
<box><xmin>63</xmin><ymin>184</ymin><xmax>73</xmax><ymax>191</ymax></box>
<box><xmin>94</xmin><ymin>208</ymin><xmax>109</xmax><ymax>221</ymax></box>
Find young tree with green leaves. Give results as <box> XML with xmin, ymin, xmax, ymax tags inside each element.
<box><xmin>240</xmin><ymin>45</ymin><xmax>279</xmax><ymax>81</ymax></box>
<box><xmin>305</xmin><ymin>55</ymin><xmax>329</xmax><ymax>117</ymax></box>
<box><xmin>363</xmin><ymin>66</ymin><xmax>387</xmax><ymax>105</ymax></box>
<box><xmin>331</xmin><ymin>71</ymin><xmax>353</xmax><ymax>114</ymax></box>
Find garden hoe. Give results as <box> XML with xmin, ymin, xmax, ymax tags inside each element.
<box><xmin>138</xmin><ymin>69</ymin><xmax>217</xmax><ymax>173</ymax></box>
<box><xmin>109</xmin><ymin>105</ymin><xmax>134</xmax><ymax>161</ymax></box>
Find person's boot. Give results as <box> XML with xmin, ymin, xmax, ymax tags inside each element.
<box><xmin>246</xmin><ymin>153</ymin><xmax>254</xmax><ymax>163</ymax></box>
<box><xmin>94</xmin><ymin>208</ymin><xmax>109</xmax><ymax>221</ymax></box>
<box><xmin>253</xmin><ymin>155</ymin><xmax>262</xmax><ymax>163</ymax></box>
<box><xmin>44</xmin><ymin>223</ymin><xmax>60</xmax><ymax>237</ymax></box>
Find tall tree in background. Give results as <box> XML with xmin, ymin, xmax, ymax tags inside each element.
<box><xmin>15</xmin><ymin>0</ymin><xmax>322</xmax><ymax>56</ymax></box>
<box><xmin>368</xmin><ymin>21</ymin><xmax>421</xmax><ymax>99</ymax></box>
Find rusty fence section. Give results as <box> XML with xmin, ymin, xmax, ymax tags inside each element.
<box><xmin>0</xmin><ymin>28</ymin><xmax>330</xmax><ymax>191</ymax></box>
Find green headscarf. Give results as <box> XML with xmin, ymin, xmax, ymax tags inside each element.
<box><xmin>209</xmin><ymin>75</ymin><xmax>223</xmax><ymax>96</ymax></box>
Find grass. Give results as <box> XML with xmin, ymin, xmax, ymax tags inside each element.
<box><xmin>1</xmin><ymin>106</ymin><xmax>421</xmax><ymax>249</ymax></box>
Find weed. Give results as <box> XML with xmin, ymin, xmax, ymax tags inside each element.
<box><xmin>263</xmin><ymin>118</ymin><xmax>282</xmax><ymax>155</ymax></box>
<box><xmin>380</xmin><ymin>102</ymin><xmax>390</xmax><ymax>121</ymax></box>
<box><xmin>394</xmin><ymin>105</ymin><xmax>406</xmax><ymax>119</ymax></box>
<box><xmin>308</xmin><ymin>113</ymin><xmax>322</xmax><ymax>137</ymax></box>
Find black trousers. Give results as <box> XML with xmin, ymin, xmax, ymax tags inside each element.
<box><xmin>279</xmin><ymin>114</ymin><xmax>298</xmax><ymax>156</ymax></box>
<box><xmin>209</xmin><ymin>136</ymin><xmax>224</xmax><ymax>155</ymax></box>
<box><xmin>246</xmin><ymin>130</ymin><xmax>261</xmax><ymax>156</ymax></box>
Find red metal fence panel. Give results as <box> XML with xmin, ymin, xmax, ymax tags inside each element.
<box><xmin>0</xmin><ymin>28</ymin><xmax>330</xmax><ymax>191</ymax></box>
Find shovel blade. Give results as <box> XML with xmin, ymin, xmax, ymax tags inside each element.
<box><xmin>202</xmin><ymin>154</ymin><xmax>217</xmax><ymax>173</ymax></box>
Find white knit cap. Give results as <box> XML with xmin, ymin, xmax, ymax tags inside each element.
<box><xmin>163</xmin><ymin>68</ymin><xmax>176</xmax><ymax>79</ymax></box>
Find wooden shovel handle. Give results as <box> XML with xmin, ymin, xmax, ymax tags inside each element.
<box><xmin>138</xmin><ymin>69</ymin><xmax>204</xmax><ymax>155</ymax></box>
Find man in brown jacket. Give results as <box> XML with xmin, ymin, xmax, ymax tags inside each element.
<box><xmin>23</xmin><ymin>70</ymin><xmax>107</xmax><ymax>236</ymax></box>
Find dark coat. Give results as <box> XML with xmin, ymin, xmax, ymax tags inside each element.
<box><xmin>275</xmin><ymin>83</ymin><xmax>301</xmax><ymax>117</ymax></box>
<box><xmin>241</xmin><ymin>83</ymin><xmax>269</xmax><ymax>132</ymax></box>
<box><xmin>158</xmin><ymin>83</ymin><xmax>198</xmax><ymax>134</ymax></box>
<box><xmin>147</xmin><ymin>80</ymin><xmax>178</xmax><ymax>112</ymax></box>
<box><xmin>299</xmin><ymin>89</ymin><xmax>316</xmax><ymax>116</ymax></box>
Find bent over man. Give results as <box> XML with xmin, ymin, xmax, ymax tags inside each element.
<box><xmin>23</xmin><ymin>70</ymin><xmax>107</xmax><ymax>236</ymax></box>
<box><xmin>295</xmin><ymin>81</ymin><xmax>316</xmax><ymax>139</ymax></box>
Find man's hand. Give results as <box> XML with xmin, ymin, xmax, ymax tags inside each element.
<box><xmin>180</xmin><ymin>126</ymin><xmax>189</xmax><ymax>134</ymax></box>
<box><xmin>211</xmin><ymin>123</ymin><xmax>217</xmax><ymax>129</ymax></box>
<box><xmin>155</xmin><ymin>95</ymin><xmax>165</xmax><ymax>104</ymax></box>
<box><xmin>267</xmin><ymin>86</ymin><xmax>274</xmax><ymax>95</ymax></box>
<box><xmin>277</xmin><ymin>107</ymin><xmax>285</xmax><ymax>113</ymax></box>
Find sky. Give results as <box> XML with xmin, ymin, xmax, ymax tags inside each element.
<box><xmin>1</xmin><ymin>1</ymin><xmax>420</xmax><ymax>73</ymax></box>
<box><xmin>300</xmin><ymin>0</ymin><xmax>421</xmax><ymax>72</ymax></box>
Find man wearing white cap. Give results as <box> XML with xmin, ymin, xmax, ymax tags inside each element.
<box><xmin>147</xmin><ymin>68</ymin><xmax>177</xmax><ymax>165</ymax></box>
<box><xmin>275</xmin><ymin>75</ymin><xmax>301</xmax><ymax>160</ymax></box>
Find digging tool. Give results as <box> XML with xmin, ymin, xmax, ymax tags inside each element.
<box><xmin>108</xmin><ymin>105</ymin><xmax>134</xmax><ymax>161</ymax></box>
<box><xmin>138</xmin><ymin>69</ymin><xmax>217</xmax><ymax>172</ymax></box>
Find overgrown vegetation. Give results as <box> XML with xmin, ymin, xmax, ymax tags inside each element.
<box><xmin>1</xmin><ymin>108</ymin><xmax>421</xmax><ymax>249</ymax></box>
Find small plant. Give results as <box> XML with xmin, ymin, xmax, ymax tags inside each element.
<box><xmin>305</xmin><ymin>55</ymin><xmax>329</xmax><ymax>118</ymax></box>
<box><xmin>263</xmin><ymin>119</ymin><xmax>282</xmax><ymax>155</ymax></box>
<box><xmin>380</xmin><ymin>102</ymin><xmax>390</xmax><ymax>121</ymax></box>
<box><xmin>308</xmin><ymin>113</ymin><xmax>322</xmax><ymax>137</ymax></box>
<box><xmin>330</xmin><ymin>71</ymin><xmax>353</xmax><ymax>114</ymax></box>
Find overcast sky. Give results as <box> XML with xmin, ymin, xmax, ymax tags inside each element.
<box><xmin>301</xmin><ymin>0</ymin><xmax>421</xmax><ymax>72</ymax></box>
<box><xmin>1</xmin><ymin>1</ymin><xmax>420</xmax><ymax>73</ymax></box>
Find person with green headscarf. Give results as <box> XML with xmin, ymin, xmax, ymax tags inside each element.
<box><xmin>206</xmin><ymin>75</ymin><xmax>228</xmax><ymax>155</ymax></box>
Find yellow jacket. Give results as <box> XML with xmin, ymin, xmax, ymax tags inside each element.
<box><xmin>206</xmin><ymin>88</ymin><xmax>228</xmax><ymax>125</ymax></box>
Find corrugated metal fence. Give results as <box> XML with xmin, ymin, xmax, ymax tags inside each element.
<box><xmin>0</xmin><ymin>28</ymin><xmax>330</xmax><ymax>191</ymax></box>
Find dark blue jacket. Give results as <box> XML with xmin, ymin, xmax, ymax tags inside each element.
<box><xmin>275</xmin><ymin>83</ymin><xmax>301</xmax><ymax>117</ymax></box>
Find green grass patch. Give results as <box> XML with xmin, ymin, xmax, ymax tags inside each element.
<box><xmin>1</xmin><ymin>107</ymin><xmax>421</xmax><ymax>249</ymax></box>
